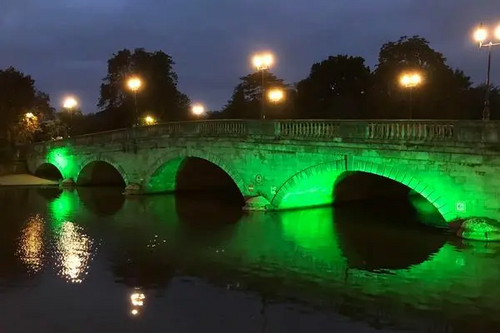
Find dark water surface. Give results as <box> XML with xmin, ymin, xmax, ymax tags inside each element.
<box><xmin>0</xmin><ymin>187</ymin><xmax>498</xmax><ymax>332</ymax></box>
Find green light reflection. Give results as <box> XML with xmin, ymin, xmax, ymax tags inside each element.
<box><xmin>48</xmin><ymin>190</ymin><xmax>80</xmax><ymax>227</ymax></box>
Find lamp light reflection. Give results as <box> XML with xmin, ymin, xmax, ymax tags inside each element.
<box><xmin>55</xmin><ymin>221</ymin><xmax>92</xmax><ymax>284</ymax></box>
<box><xmin>18</xmin><ymin>214</ymin><xmax>45</xmax><ymax>273</ymax></box>
<box><xmin>130</xmin><ymin>289</ymin><xmax>146</xmax><ymax>316</ymax></box>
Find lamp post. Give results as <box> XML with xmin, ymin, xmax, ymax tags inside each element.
<box><xmin>399</xmin><ymin>72</ymin><xmax>422</xmax><ymax>119</ymax></box>
<box><xmin>473</xmin><ymin>23</ymin><xmax>500</xmax><ymax>121</ymax></box>
<box><xmin>126</xmin><ymin>77</ymin><xmax>142</xmax><ymax>126</ymax></box>
<box><xmin>267</xmin><ymin>88</ymin><xmax>285</xmax><ymax>104</ymax></box>
<box><xmin>191</xmin><ymin>103</ymin><xmax>206</xmax><ymax>117</ymax></box>
<box><xmin>252</xmin><ymin>52</ymin><xmax>274</xmax><ymax>119</ymax></box>
<box><xmin>144</xmin><ymin>115</ymin><xmax>156</xmax><ymax>125</ymax></box>
<box><xmin>62</xmin><ymin>96</ymin><xmax>78</xmax><ymax>136</ymax></box>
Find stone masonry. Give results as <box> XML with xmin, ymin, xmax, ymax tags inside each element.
<box><xmin>25</xmin><ymin>119</ymin><xmax>500</xmax><ymax>226</ymax></box>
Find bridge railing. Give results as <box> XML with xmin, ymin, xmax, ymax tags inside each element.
<box><xmin>30</xmin><ymin>119</ymin><xmax>500</xmax><ymax>152</ymax></box>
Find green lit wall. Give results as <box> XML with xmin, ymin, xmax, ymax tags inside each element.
<box><xmin>27</xmin><ymin>129</ymin><xmax>500</xmax><ymax>226</ymax></box>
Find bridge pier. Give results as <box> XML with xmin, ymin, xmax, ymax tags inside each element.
<box><xmin>243</xmin><ymin>196</ymin><xmax>272</xmax><ymax>211</ymax></box>
<box><xmin>59</xmin><ymin>178</ymin><xmax>75</xmax><ymax>188</ymax></box>
<box><xmin>123</xmin><ymin>183</ymin><xmax>143</xmax><ymax>196</ymax></box>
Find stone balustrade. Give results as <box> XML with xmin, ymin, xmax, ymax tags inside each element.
<box><xmin>31</xmin><ymin>119</ymin><xmax>500</xmax><ymax>152</ymax></box>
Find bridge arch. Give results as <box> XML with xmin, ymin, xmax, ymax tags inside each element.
<box><xmin>144</xmin><ymin>148</ymin><xmax>246</xmax><ymax>196</ymax></box>
<box><xmin>270</xmin><ymin>158</ymin><xmax>456</xmax><ymax>224</ymax></box>
<box><xmin>34</xmin><ymin>162</ymin><xmax>64</xmax><ymax>181</ymax></box>
<box><xmin>76</xmin><ymin>155</ymin><xmax>129</xmax><ymax>187</ymax></box>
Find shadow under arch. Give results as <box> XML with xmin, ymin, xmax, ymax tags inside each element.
<box><xmin>333</xmin><ymin>196</ymin><xmax>448</xmax><ymax>272</ymax></box>
<box><xmin>76</xmin><ymin>159</ymin><xmax>127</xmax><ymax>187</ymax></box>
<box><xmin>271</xmin><ymin>159</ymin><xmax>456</xmax><ymax>224</ymax></box>
<box><xmin>144</xmin><ymin>149</ymin><xmax>247</xmax><ymax>199</ymax></box>
<box><xmin>34</xmin><ymin>162</ymin><xmax>63</xmax><ymax>181</ymax></box>
<box><xmin>76</xmin><ymin>187</ymin><xmax>125</xmax><ymax>217</ymax></box>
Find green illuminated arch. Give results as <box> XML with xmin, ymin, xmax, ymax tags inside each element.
<box><xmin>271</xmin><ymin>158</ymin><xmax>458</xmax><ymax>223</ymax></box>
<box><xmin>34</xmin><ymin>162</ymin><xmax>64</xmax><ymax>179</ymax></box>
<box><xmin>144</xmin><ymin>148</ymin><xmax>246</xmax><ymax>195</ymax></box>
<box><xmin>45</xmin><ymin>146</ymin><xmax>78</xmax><ymax>179</ymax></box>
<box><xmin>76</xmin><ymin>155</ymin><xmax>129</xmax><ymax>185</ymax></box>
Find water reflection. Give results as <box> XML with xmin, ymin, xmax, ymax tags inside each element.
<box><xmin>53</xmin><ymin>221</ymin><xmax>93</xmax><ymax>283</ymax></box>
<box><xmin>36</xmin><ymin>187</ymin><xmax>62</xmax><ymax>202</ymax></box>
<box><xmin>129</xmin><ymin>288</ymin><xmax>146</xmax><ymax>317</ymax></box>
<box><xmin>2</xmin><ymin>188</ymin><xmax>500</xmax><ymax>332</ymax></box>
<box><xmin>334</xmin><ymin>197</ymin><xmax>448</xmax><ymax>271</ymax></box>
<box><xmin>77</xmin><ymin>187</ymin><xmax>124</xmax><ymax>217</ymax></box>
<box><xmin>17</xmin><ymin>214</ymin><xmax>45</xmax><ymax>273</ymax></box>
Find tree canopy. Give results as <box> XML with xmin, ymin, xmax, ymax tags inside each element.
<box><xmin>371</xmin><ymin>35</ymin><xmax>473</xmax><ymax>119</ymax></box>
<box><xmin>220</xmin><ymin>70</ymin><xmax>291</xmax><ymax>119</ymax></box>
<box><xmin>0</xmin><ymin>67</ymin><xmax>53</xmax><ymax>144</ymax></box>
<box><xmin>97</xmin><ymin>48</ymin><xmax>190</xmax><ymax>129</ymax></box>
<box><xmin>296</xmin><ymin>55</ymin><xmax>372</xmax><ymax>119</ymax></box>
<box><xmin>6</xmin><ymin>35</ymin><xmax>497</xmax><ymax>145</ymax></box>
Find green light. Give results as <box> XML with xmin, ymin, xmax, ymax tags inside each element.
<box><xmin>146</xmin><ymin>158</ymin><xmax>184</xmax><ymax>193</ymax></box>
<box><xmin>273</xmin><ymin>159</ymin><xmax>469</xmax><ymax>225</ymax></box>
<box><xmin>46</xmin><ymin>147</ymin><xmax>78</xmax><ymax>180</ymax></box>
<box><xmin>279</xmin><ymin>207</ymin><xmax>345</xmax><ymax>266</ymax></box>
<box><xmin>48</xmin><ymin>190</ymin><xmax>80</xmax><ymax>227</ymax></box>
<box><xmin>278</xmin><ymin>168</ymin><xmax>345</xmax><ymax>210</ymax></box>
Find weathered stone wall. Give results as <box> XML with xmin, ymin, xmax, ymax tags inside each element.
<box><xmin>26</xmin><ymin>120</ymin><xmax>500</xmax><ymax>225</ymax></box>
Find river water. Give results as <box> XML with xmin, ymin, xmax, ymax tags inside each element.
<box><xmin>0</xmin><ymin>187</ymin><xmax>498</xmax><ymax>333</ymax></box>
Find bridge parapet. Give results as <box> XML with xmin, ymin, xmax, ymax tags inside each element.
<box><xmin>30</xmin><ymin>119</ymin><xmax>500</xmax><ymax>153</ymax></box>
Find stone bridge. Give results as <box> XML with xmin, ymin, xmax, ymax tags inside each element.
<box><xmin>26</xmin><ymin>119</ymin><xmax>500</xmax><ymax>231</ymax></box>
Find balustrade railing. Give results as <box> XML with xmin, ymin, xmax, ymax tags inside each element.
<box><xmin>279</xmin><ymin>121</ymin><xmax>340</xmax><ymax>138</ymax></box>
<box><xmin>30</xmin><ymin>119</ymin><xmax>500</xmax><ymax>151</ymax></box>
<box><xmin>366</xmin><ymin>121</ymin><xmax>455</xmax><ymax>141</ymax></box>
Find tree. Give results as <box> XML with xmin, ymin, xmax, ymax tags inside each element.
<box><xmin>296</xmin><ymin>55</ymin><xmax>372</xmax><ymax>119</ymax></box>
<box><xmin>97</xmin><ymin>48</ymin><xmax>190</xmax><ymax>129</ymax></box>
<box><xmin>220</xmin><ymin>71</ymin><xmax>290</xmax><ymax>119</ymax></box>
<box><xmin>468</xmin><ymin>83</ymin><xmax>500</xmax><ymax>120</ymax></box>
<box><xmin>371</xmin><ymin>36</ymin><xmax>473</xmax><ymax>119</ymax></box>
<box><xmin>0</xmin><ymin>67</ymin><xmax>54</xmax><ymax>145</ymax></box>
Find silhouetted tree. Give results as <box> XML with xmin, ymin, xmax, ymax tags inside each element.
<box><xmin>220</xmin><ymin>71</ymin><xmax>291</xmax><ymax>119</ymax></box>
<box><xmin>0</xmin><ymin>67</ymin><xmax>54</xmax><ymax>145</ymax></box>
<box><xmin>97</xmin><ymin>48</ymin><xmax>190</xmax><ymax>129</ymax></box>
<box><xmin>371</xmin><ymin>36</ymin><xmax>473</xmax><ymax>119</ymax></box>
<box><xmin>296</xmin><ymin>55</ymin><xmax>372</xmax><ymax>119</ymax></box>
<box><xmin>468</xmin><ymin>83</ymin><xmax>500</xmax><ymax>120</ymax></box>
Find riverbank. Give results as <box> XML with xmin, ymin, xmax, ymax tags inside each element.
<box><xmin>0</xmin><ymin>174</ymin><xmax>58</xmax><ymax>186</ymax></box>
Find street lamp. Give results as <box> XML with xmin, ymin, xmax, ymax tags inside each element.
<box><xmin>267</xmin><ymin>88</ymin><xmax>285</xmax><ymax>103</ymax></box>
<box><xmin>62</xmin><ymin>96</ymin><xmax>79</xmax><ymax>136</ymax></box>
<box><xmin>399</xmin><ymin>72</ymin><xmax>423</xmax><ymax>119</ymax></box>
<box><xmin>144</xmin><ymin>115</ymin><xmax>156</xmax><ymax>125</ymax></box>
<box><xmin>252</xmin><ymin>52</ymin><xmax>275</xmax><ymax>120</ymax></box>
<box><xmin>126</xmin><ymin>76</ymin><xmax>142</xmax><ymax>125</ymax></box>
<box><xmin>191</xmin><ymin>103</ymin><xmax>205</xmax><ymax>116</ymax></box>
<box><xmin>62</xmin><ymin>96</ymin><xmax>78</xmax><ymax>110</ymax></box>
<box><xmin>473</xmin><ymin>23</ymin><xmax>500</xmax><ymax>121</ymax></box>
<box><xmin>25</xmin><ymin>112</ymin><xmax>35</xmax><ymax>119</ymax></box>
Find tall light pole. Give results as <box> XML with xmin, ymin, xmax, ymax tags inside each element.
<box><xmin>62</xmin><ymin>96</ymin><xmax>78</xmax><ymax>136</ymax></box>
<box><xmin>252</xmin><ymin>52</ymin><xmax>274</xmax><ymax>120</ymax></box>
<box><xmin>126</xmin><ymin>77</ymin><xmax>142</xmax><ymax>126</ymax></box>
<box><xmin>267</xmin><ymin>88</ymin><xmax>285</xmax><ymax>104</ymax></box>
<box><xmin>191</xmin><ymin>103</ymin><xmax>206</xmax><ymax>117</ymax></box>
<box><xmin>473</xmin><ymin>23</ymin><xmax>500</xmax><ymax>121</ymax></box>
<box><xmin>399</xmin><ymin>72</ymin><xmax>422</xmax><ymax>119</ymax></box>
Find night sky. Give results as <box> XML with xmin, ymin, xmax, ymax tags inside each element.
<box><xmin>1</xmin><ymin>0</ymin><xmax>500</xmax><ymax>113</ymax></box>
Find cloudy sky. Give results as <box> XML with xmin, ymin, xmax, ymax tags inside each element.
<box><xmin>1</xmin><ymin>0</ymin><xmax>499</xmax><ymax>113</ymax></box>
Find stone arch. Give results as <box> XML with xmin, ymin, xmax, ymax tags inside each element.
<box><xmin>34</xmin><ymin>162</ymin><xmax>64</xmax><ymax>180</ymax></box>
<box><xmin>76</xmin><ymin>155</ymin><xmax>130</xmax><ymax>185</ymax></box>
<box><xmin>270</xmin><ymin>158</ymin><xmax>456</xmax><ymax>222</ymax></box>
<box><xmin>143</xmin><ymin>148</ymin><xmax>246</xmax><ymax>195</ymax></box>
